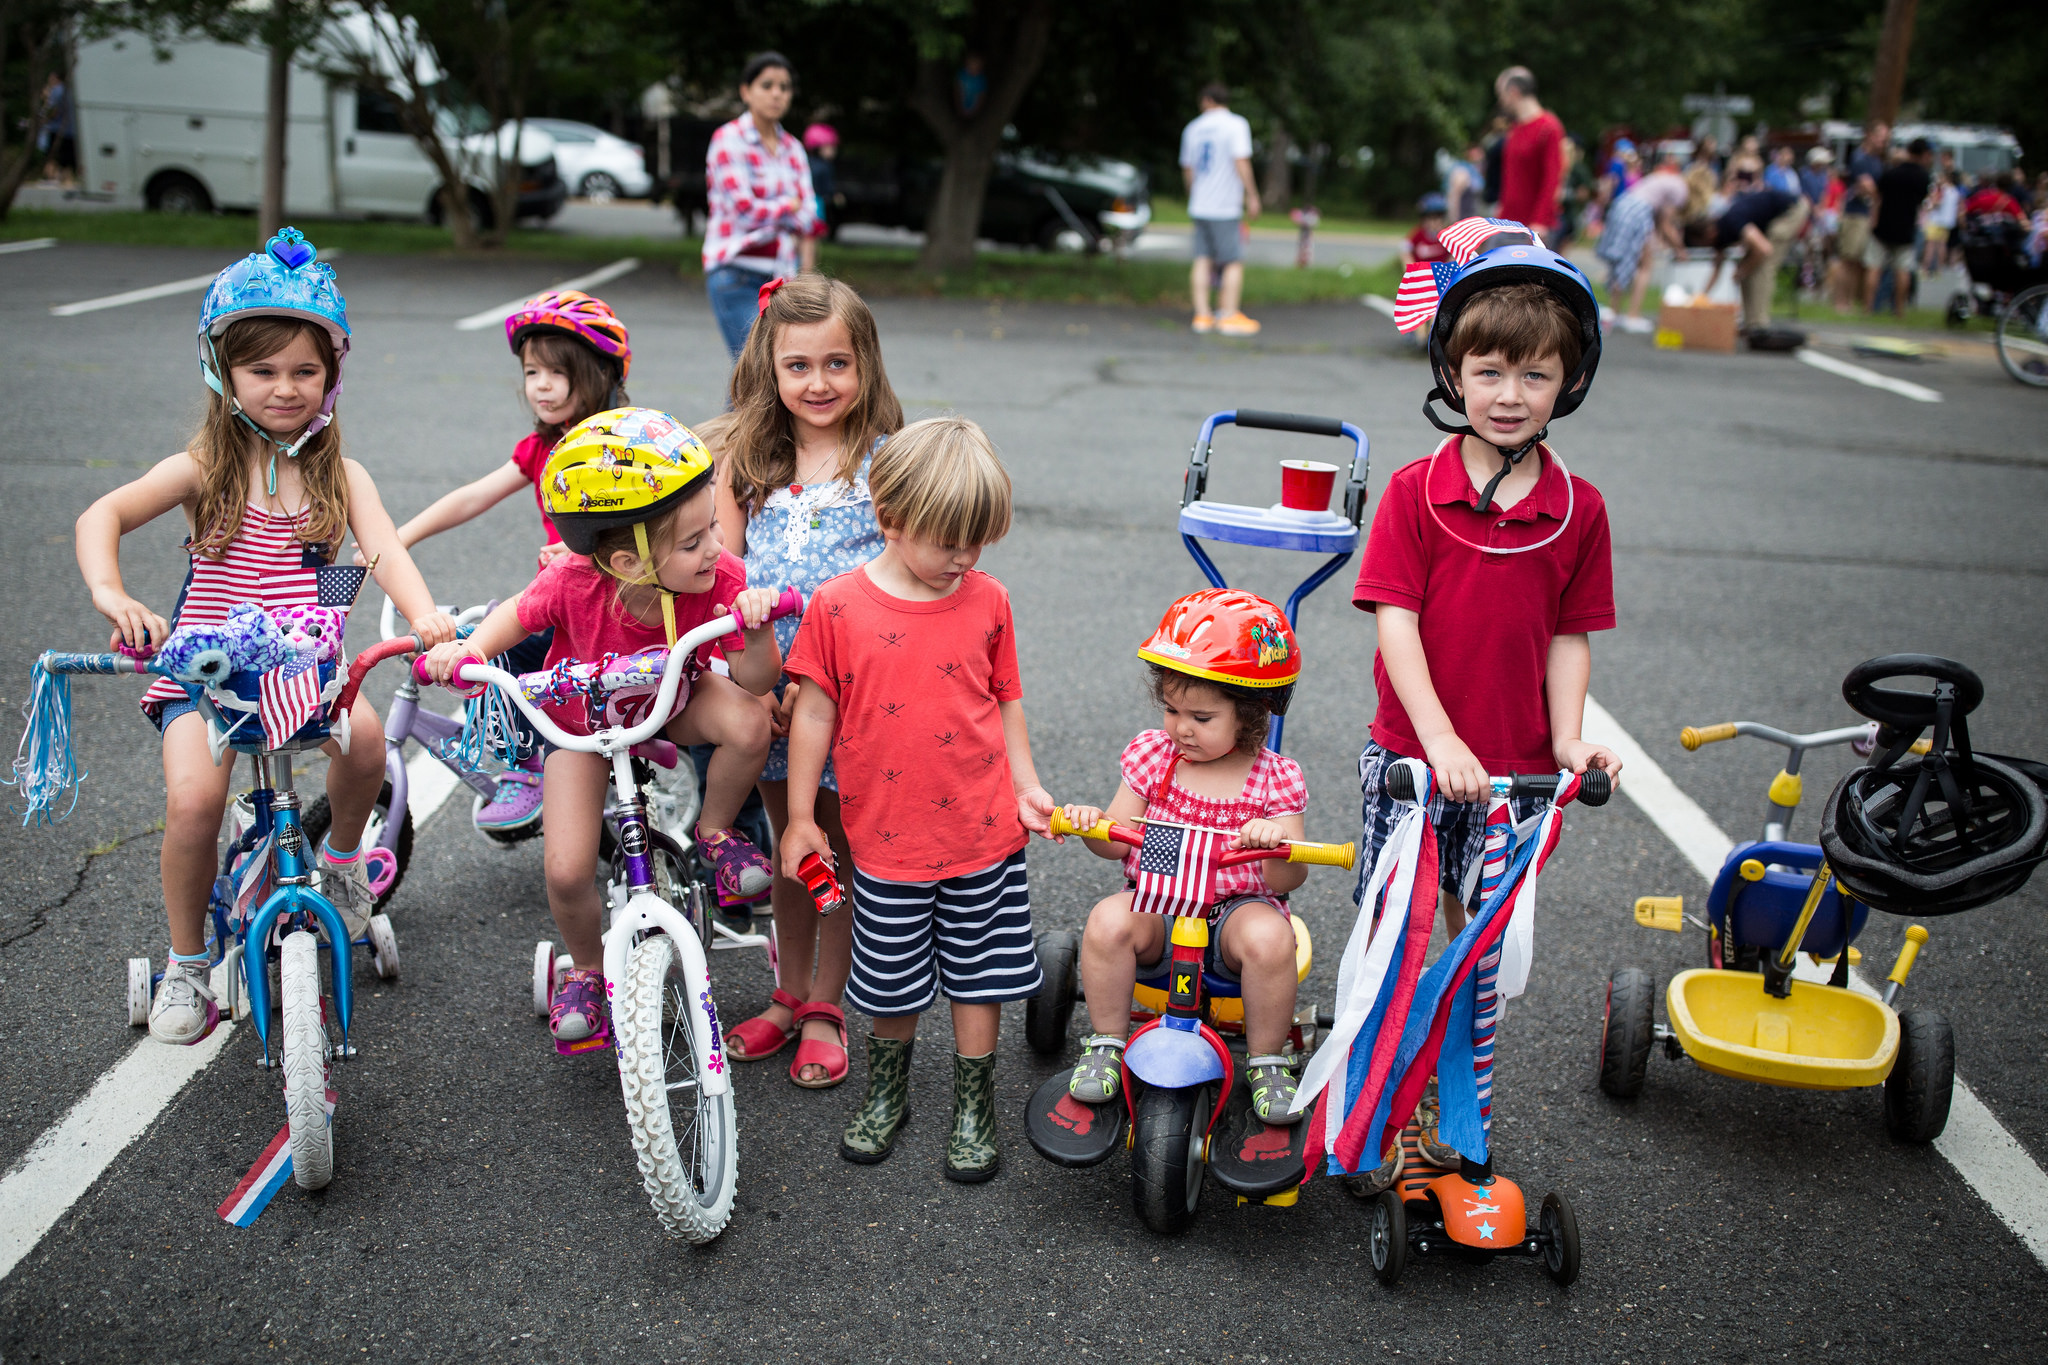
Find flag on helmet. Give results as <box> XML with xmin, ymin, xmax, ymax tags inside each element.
<box><xmin>1389</xmin><ymin>218</ymin><xmax>1547</xmax><ymax>334</ymax></box>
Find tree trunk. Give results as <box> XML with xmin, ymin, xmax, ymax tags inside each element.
<box><xmin>905</xmin><ymin>0</ymin><xmax>1055</xmax><ymax>272</ymax></box>
<box><xmin>1868</xmin><ymin>0</ymin><xmax>1920</xmax><ymax>128</ymax></box>
<box><xmin>1261</xmin><ymin>126</ymin><xmax>1292</xmax><ymax>210</ymax></box>
<box><xmin>0</xmin><ymin>20</ymin><xmax>55</xmax><ymax>223</ymax></box>
<box><xmin>261</xmin><ymin>38</ymin><xmax>290</xmax><ymax>241</ymax></box>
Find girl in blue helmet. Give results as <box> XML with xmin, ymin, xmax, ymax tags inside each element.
<box><xmin>74</xmin><ymin>228</ymin><xmax>459</xmax><ymax>1047</ymax></box>
<box><xmin>1328</xmin><ymin>223</ymin><xmax>1622</xmax><ymax>1182</ymax></box>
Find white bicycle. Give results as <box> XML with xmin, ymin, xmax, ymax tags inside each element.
<box><xmin>416</xmin><ymin>587</ymin><xmax>801</xmax><ymax>1243</ymax></box>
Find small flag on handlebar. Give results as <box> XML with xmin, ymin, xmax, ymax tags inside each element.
<box><xmin>318</xmin><ymin>560</ymin><xmax>374</xmax><ymax>610</ymax></box>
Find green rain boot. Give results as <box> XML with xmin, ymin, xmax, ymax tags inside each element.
<box><xmin>840</xmin><ymin>1035</ymin><xmax>913</xmax><ymax>1164</ymax></box>
<box><xmin>944</xmin><ymin>1050</ymin><xmax>1001</xmax><ymax>1183</ymax></box>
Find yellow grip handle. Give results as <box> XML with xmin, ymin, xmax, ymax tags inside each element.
<box><xmin>1048</xmin><ymin>808</ymin><xmax>1114</xmax><ymax>841</ymax></box>
<box><xmin>1681</xmin><ymin>722</ymin><xmax>1739</xmax><ymax>751</ymax></box>
<box><xmin>1889</xmin><ymin>924</ymin><xmax>1930</xmax><ymax>986</ymax></box>
<box><xmin>1286</xmin><ymin>840</ymin><xmax>1358</xmax><ymax>871</ymax></box>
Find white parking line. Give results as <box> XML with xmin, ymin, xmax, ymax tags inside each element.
<box><xmin>1364</xmin><ymin>294</ymin><xmax>1397</xmax><ymax>319</ymax></box>
<box><xmin>0</xmin><ymin>237</ymin><xmax>57</xmax><ymax>256</ymax></box>
<box><xmin>50</xmin><ymin>272</ymin><xmax>219</xmax><ymax>317</ymax></box>
<box><xmin>0</xmin><ymin>744</ymin><xmax>460</xmax><ymax>1283</ymax></box>
<box><xmin>1796</xmin><ymin>346</ymin><xmax>1942</xmax><ymax>403</ymax></box>
<box><xmin>1581</xmin><ymin>695</ymin><xmax>2048</xmax><ymax>1270</ymax></box>
<box><xmin>453</xmin><ymin>257</ymin><xmax>641</xmax><ymax>331</ymax></box>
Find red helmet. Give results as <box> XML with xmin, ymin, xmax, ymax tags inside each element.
<box><xmin>1137</xmin><ymin>589</ymin><xmax>1300</xmax><ymax>706</ymax></box>
<box><xmin>504</xmin><ymin>289</ymin><xmax>632</xmax><ymax>380</ymax></box>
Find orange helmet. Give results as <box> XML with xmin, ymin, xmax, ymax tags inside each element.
<box><xmin>1138</xmin><ymin>589</ymin><xmax>1300</xmax><ymax>712</ymax></box>
<box><xmin>504</xmin><ymin>289</ymin><xmax>632</xmax><ymax>380</ymax></box>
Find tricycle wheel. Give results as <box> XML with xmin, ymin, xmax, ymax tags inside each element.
<box><xmin>1131</xmin><ymin>1082</ymin><xmax>1212</xmax><ymax>1234</ymax></box>
<box><xmin>1540</xmin><ymin>1192</ymin><xmax>1581</xmax><ymax>1287</ymax></box>
<box><xmin>1597</xmin><ymin>968</ymin><xmax>1655</xmax><ymax>1098</ymax></box>
<box><xmin>1885</xmin><ymin>1008</ymin><xmax>1955</xmax><ymax>1143</ymax></box>
<box><xmin>1370</xmin><ymin>1190</ymin><xmax>1407</xmax><ymax>1286</ymax></box>
<box><xmin>1025</xmin><ymin>930</ymin><xmax>1080</xmax><ymax>1057</ymax></box>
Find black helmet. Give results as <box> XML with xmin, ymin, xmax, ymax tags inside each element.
<box><xmin>1818</xmin><ymin>655</ymin><xmax>2047</xmax><ymax>916</ymax></box>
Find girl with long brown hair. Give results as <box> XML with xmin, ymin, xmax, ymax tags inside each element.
<box><xmin>713</xmin><ymin>273</ymin><xmax>904</xmax><ymax>1089</ymax></box>
<box><xmin>74</xmin><ymin>229</ymin><xmax>457</xmax><ymax>1047</ymax></box>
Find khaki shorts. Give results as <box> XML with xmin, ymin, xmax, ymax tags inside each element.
<box><xmin>1865</xmin><ymin>237</ymin><xmax>1916</xmax><ymax>274</ymax></box>
<box><xmin>1836</xmin><ymin>213</ymin><xmax>1872</xmax><ymax>261</ymax></box>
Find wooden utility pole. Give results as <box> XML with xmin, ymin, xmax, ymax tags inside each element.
<box><xmin>261</xmin><ymin>36</ymin><xmax>289</xmax><ymax>239</ymax></box>
<box><xmin>1868</xmin><ymin>0</ymin><xmax>1919</xmax><ymax>127</ymax></box>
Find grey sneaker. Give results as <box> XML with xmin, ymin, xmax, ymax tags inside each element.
<box><xmin>148</xmin><ymin>957</ymin><xmax>220</xmax><ymax>1045</ymax></box>
<box><xmin>316</xmin><ymin>844</ymin><xmax>375</xmax><ymax>941</ymax></box>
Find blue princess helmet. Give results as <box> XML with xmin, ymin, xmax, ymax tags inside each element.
<box><xmin>197</xmin><ymin>227</ymin><xmax>351</xmax><ymax>491</ymax></box>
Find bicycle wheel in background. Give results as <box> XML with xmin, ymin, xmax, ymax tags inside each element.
<box><xmin>279</xmin><ymin>930</ymin><xmax>335</xmax><ymax>1189</ymax></box>
<box><xmin>614</xmin><ymin>933</ymin><xmax>736</xmax><ymax>1242</ymax></box>
<box><xmin>1996</xmin><ymin>283</ymin><xmax>2048</xmax><ymax>387</ymax></box>
<box><xmin>304</xmin><ymin>780</ymin><xmax>415</xmax><ymax>911</ymax></box>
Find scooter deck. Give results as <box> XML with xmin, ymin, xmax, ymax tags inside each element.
<box><xmin>1025</xmin><ymin>1068</ymin><xmax>1125</xmax><ymax>1167</ymax></box>
<box><xmin>1209</xmin><ymin>1087</ymin><xmax>1309</xmax><ymax>1198</ymax></box>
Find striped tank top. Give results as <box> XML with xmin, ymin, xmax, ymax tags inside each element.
<box><xmin>139</xmin><ymin>504</ymin><xmax>333</xmax><ymax>714</ymax></box>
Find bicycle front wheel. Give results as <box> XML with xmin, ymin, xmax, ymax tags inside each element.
<box><xmin>280</xmin><ymin>930</ymin><xmax>335</xmax><ymax>1189</ymax></box>
<box><xmin>614</xmin><ymin>933</ymin><xmax>736</xmax><ymax>1242</ymax></box>
<box><xmin>1997</xmin><ymin>283</ymin><xmax>2048</xmax><ymax>387</ymax></box>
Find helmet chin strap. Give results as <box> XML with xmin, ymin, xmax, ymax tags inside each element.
<box><xmin>631</xmin><ymin>522</ymin><xmax>679</xmax><ymax>646</ymax></box>
<box><xmin>1421</xmin><ymin>384</ymin><xmax>1546</xmax><ymax>511</ymax></box>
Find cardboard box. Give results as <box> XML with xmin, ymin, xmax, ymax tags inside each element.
<box><xmin>1660</xmin><ymin>300</ymin><xmax>1738</xmax><ymax>353</ymax></box>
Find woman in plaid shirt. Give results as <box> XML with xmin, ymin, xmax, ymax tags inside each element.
<box><xmin>703</xmin><ymin>51</ymin><xmax>820</xmax><ymax>358</ymax></box>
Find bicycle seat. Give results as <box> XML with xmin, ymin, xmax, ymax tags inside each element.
<box><xmin>631</xmin><ymin>739</ymin><xmax>679</xmax><ymax>769</ymax></box>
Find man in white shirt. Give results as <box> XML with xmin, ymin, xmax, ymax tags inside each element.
<box><xmin>1180</xmin><ymin>83</ymin><xmax>1262</xmax><ymax>335</ymax></box>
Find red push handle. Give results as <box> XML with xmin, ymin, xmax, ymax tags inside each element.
<box><xmin>330</xmin><ymin>634</ymin><xmax>422</xmax><ymax>720</ymax></box>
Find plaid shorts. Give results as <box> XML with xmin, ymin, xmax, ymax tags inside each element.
<box><xmin>1355</xmin><ymin>742</ymin><xmax>1543</xmax><ymax>909</ymax></box>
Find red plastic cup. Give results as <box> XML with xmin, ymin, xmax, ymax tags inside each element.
<box><xmin>1279</xmin><ymin>460</ymin><xmax>1340</xmax><ymax>512</ymax></box>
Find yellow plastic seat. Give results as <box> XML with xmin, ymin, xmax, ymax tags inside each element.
<box><xmin>1665</xmin><ymin>969</ymin><xmax>1899</xmax><ymax>1091</ymax></box>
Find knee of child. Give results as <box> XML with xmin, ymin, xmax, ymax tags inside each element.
<box><xmin>1236</xmin><ymin>910</ymin><xmax>1296</xmax><ymax>969</ymax></box>
<box><xmin>1084</xmin><ymin>895</ymin><xmax>1139</xmax><ymax>948</ymax></box>
<box><xmin>543</xmin><ymin>844</ymin><xmax>594</xmax><ymax>898</ymax></box>
<box><xmin>164</xmin><ymin>781</ymin><xmax>225</xmax><ymax>835</ymax></box>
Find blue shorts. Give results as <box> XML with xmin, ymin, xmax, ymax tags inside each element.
<box><xmin>151</xmin><ymin>698</ymin><xmax>199</xmax><ymax>735</ymax></box>
<box><xmin>844</xmin><ymin>849</ymin><xmax>1041</xmax><ymax>1018</ymax></box>
<box><xmin>1355</xmin><ymin>742</ymin><xmax>1543</xmax><ymax>910</ymax></box>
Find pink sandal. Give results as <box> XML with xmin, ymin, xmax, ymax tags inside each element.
<box><xmin>726</xmin><ymin>987</ymin><xmax>803</xmax><ymax>1061</ymax></box>
<box><xmin>789</xmin><ymin>1000</ymin><xmax>849</xmax><ymax>1089</ymax></box>
<box><xmin>697</xmin><ymin>825</ymin><xmax>775</xmax><ymax>901</ymax></box>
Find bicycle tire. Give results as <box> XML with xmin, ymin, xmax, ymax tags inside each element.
<box><xmin>614</xmin><ymin>933</ymin><xmax>737</xmax><ymax>1242</ymax></box>
<box><xmin>1996</xmin><ymin>284</ymin><xmax>2048</xmax><ymax>387</ymax></box>
<box><xmin>280</xmin><ymin>930</ymin><xmax>335</xmax><ymax>1189</ymax></box>
<box><xmin>303</xmin><ymin>780</ymin><xmax>414</xmax><ymax>910</ymax></box>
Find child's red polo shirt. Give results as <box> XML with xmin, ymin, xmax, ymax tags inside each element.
<box><xmin>1353</xmin><ymin>439</ymin><xmax>1614</xmax><ymax>772</ymax></box>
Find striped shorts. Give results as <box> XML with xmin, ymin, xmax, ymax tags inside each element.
<box><xmin>1357</xmin><ymin>742</ymin><xmax>1542</xmax><ymax>909</ymax></box>
<box><xmin>844</xmin><ymin>849</ymin><xmax>1043</xmax><ymax>1018</ymax></box>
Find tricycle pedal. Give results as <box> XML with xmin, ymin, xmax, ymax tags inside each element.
<box><xmin>1634</xmin><ymin>896</ymin><xmax>1686</xmax><ymax>932</ymax></box>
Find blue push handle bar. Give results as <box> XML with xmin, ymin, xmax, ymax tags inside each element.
<box><xmin>1183</xmin><ymin>408</ymin><xmax>1371</xmax><ymax>528</ymax></box>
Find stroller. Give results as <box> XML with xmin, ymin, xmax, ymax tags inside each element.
<box><xmin>1945</xmin><ymin>213</ymin><xmax>2048</xmax><ymax>326</ymax></box>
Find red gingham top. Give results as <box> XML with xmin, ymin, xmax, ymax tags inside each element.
<box><xmin>701</xmin><ymin>116</ymin><xmax>818</xmax><ymax>277</ymax></box>
<box><xmin>1117</xmin><ymin>729</ymin><xmax>1308</xmax><ymax>899</ymax></box>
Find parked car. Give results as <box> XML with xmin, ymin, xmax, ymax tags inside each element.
<box><xmin>525</xmin><ymin>118</ymin><xmax>652</xmax><ymax>200</ymax></box>
<box><xmin>836</xmin><ymin>148</ymin><xmax>1149</xmax><ymax>250</ymax></box>
<box><xmin>72</xmin><ymin>28</ymin><xmax>564</xmax><ymax>225</ymax></box>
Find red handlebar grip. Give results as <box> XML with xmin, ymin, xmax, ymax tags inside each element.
<box><xmin>330</xmin><ymin>635</ymin><xmax>422</xmax><ymax>719</ymax></box>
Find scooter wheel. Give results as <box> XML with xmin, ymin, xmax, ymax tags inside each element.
<box><xmin>1370</xmin><ymin>1190</ymin><xmax>1407</xmax><ymax>1286</ymax></box>
<box><xmin>368</xmin><ymin>914</ymin><xmax>400</xmax><ymax>982</ymax></box>
<box><xmin>1025</xmin><ymin>930</ymin><xmax>1079</xmax><ymax>1056</ymax></box>
<box><xmin>1884</xmin><ymin>1008</ymin><xmax>1955</xmax><ymax>1144</ymax></box>
<box><xmin>127</xmin><ymin>957</ymin><xmax>152</xmax><ymax>1027</ymax></box>
<box><xmin>1597</xmin><ymin>968</ymin><xmax>1655</xmax><ymax>1098</ymax></box>
<box><xmin>532</xmin><ymin>941</ymin><xmax>556</xmax><ymax>1018</ymax></box>
<box><xmin>1540</xmin><ymin>1191</ymin><xmax>1581</xmax><ymax>1287</ymax></box>
<box><xmin>1131</xmin><ymin>1082</ymin><xmax>1213</xmax><ymax>1235</ymax></box>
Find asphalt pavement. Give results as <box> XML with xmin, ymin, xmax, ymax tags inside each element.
<box><xmin>2</xmin><ymin>240</ymin><xmax>2046</xmax><ymax>1364</ymax></box>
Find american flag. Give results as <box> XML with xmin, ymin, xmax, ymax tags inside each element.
<box><xmin>1131</xmin><ymin>820</ymin><xmax>1220</xmax><ymax>916</ymax></box>
<box><xmin>258</xmin><ymin>658</ymin><xmax>325</xmax><ymax>743</ymax></box>
<box><xmin>317</xmin><ymin>563</ymin><xmax>371</xmax><ymax>609</ymax></box>
<box><xmin>1435</xmin><ymin>216</ymin><xmax>1543</xmax><ymax>265</ymax></box>
<box><xmin>1393</xmin><ymin>261</ymin><xmax>1460</xmax><ymax>333</ymax></box>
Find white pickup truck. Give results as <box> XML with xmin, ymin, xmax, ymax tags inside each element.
<box><xmin>73</xmin><ymin>30</ymin><xmax>566</xmax><ymax>225</ymax></box>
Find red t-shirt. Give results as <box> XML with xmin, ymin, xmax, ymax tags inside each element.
<box><xmin>1353</xmin><ymin>440</ymin><xmax>1614</xmax><ymax>772</ymax></box>
<box><xmin>515</xmin><ymin>551</ymin><xmax>748</xmax><ymax>733</ymax></box>
<box><xmin>511</xmin><ymin>432</ymin><xmax>563</xmax><ymax>545</ymax></box>
<box><xmin>1408</xmin><ymin>226</ymin><xmax>1450</xmax><ymax>263</ymax></box>
<box><xmin>783</xmin><ymin>565</ymin><xmax>1026</xmax><ymax>881</ymax></box>
<box><xmin>1497</xmin><ymin>111</ymin><xmax>1564</xmax><ymax>231</ymax></box>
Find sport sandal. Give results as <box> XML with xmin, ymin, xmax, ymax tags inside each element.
<box><xmin>1343</xmin><ymin>1137</ymin><xmax>1404</xmax><ymax>1199</ymax></box>
<box><xmin>550</xmin><ymin>967</ymin><xmax>608</xmax><ymax>1043</ymax></box>
<box><xmin>1068</xmin><ymin>1034</ymin><xmax>1126</xmax><ymax>1104</ymax></box>
<box><xmin>1417</xmin><ymin>1073</ymin><xmax>1462</xmax><ymax>1167</ymax></box>
<box><xmin>1245</xmin><ymin>1054</ymin><xmax>1303</xmax><ymax>1126</ymax></box>
<box><xmin>697</xmin><ymin>824</ymin><xmax>774</xmax><ymax>901</ymax></box>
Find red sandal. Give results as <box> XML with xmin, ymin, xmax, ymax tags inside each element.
<box><xmin>789</xmin><ymin>1000</ymin><xmax>849</xmax><ymax>1089</ymax></box>
<box><xmin>726</xmin><ymin>987</ymin><xmax>803</xmax><ymax>1061</ymax></box>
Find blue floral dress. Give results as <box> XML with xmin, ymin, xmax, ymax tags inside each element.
<box><xmin>744</xmin><ymin>448</ymin><xmax>884</xmax><ymax>787</ymax></box>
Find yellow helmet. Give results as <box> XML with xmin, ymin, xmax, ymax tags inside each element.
<box><xmin>541</xmin><ymin>407</ymin><xmax>714</xmax><ymax>555</ymax></box>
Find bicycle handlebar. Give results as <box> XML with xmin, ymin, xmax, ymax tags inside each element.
<box><xmin>330</xmin><ymin>634</ymin><xmax>424</xmax><ymax>720</ymax></box>
<box><xmin>1382</xmin><ymin>765</ymin><xmax>1612</xmax><ymax>807</ymax></box>
<box><xmin>37</xmin><ymin>651</ymin><xmax>151</xmax><ymax>677</ymax></box>
<box><xmin>1047</xmin><ymin>808</ymin><xmax>1357</xmax><ymax>870</ymax></box>
<box><xmin>381</xmin><ymin>595</ymin><xmax>492</xmax><ymax>642</ymax></box>
<box><xmin>412</xmin><ymin>587</ymin><xmax>803</xmax><ymax>755</ymax></box>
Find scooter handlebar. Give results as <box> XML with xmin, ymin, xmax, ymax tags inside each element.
<box><xmin>1383</xmin><ymin>765</ymin><xmax>1611</xmax><ymax>807</ymax></box>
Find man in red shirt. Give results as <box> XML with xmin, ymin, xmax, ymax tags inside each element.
<box><xmin>1494</xmin><ymin>66</ymin><xmax>1564</xmax><ymax>234</ymax></box>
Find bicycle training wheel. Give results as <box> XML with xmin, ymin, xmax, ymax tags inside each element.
<box><xmin>614</xmin><ymin>933</ymin><xmax>737</xmax><ymax>1242</ymax></box>
<box><xmin>1996</xmin><ymin>283</ymin><xmax>2048</xmax><ymax>387</ymax></box>
<box><xmin>279</xmin><ymin>930</ymin><xmax>335</xmax><ymax>1189</ymax></box>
